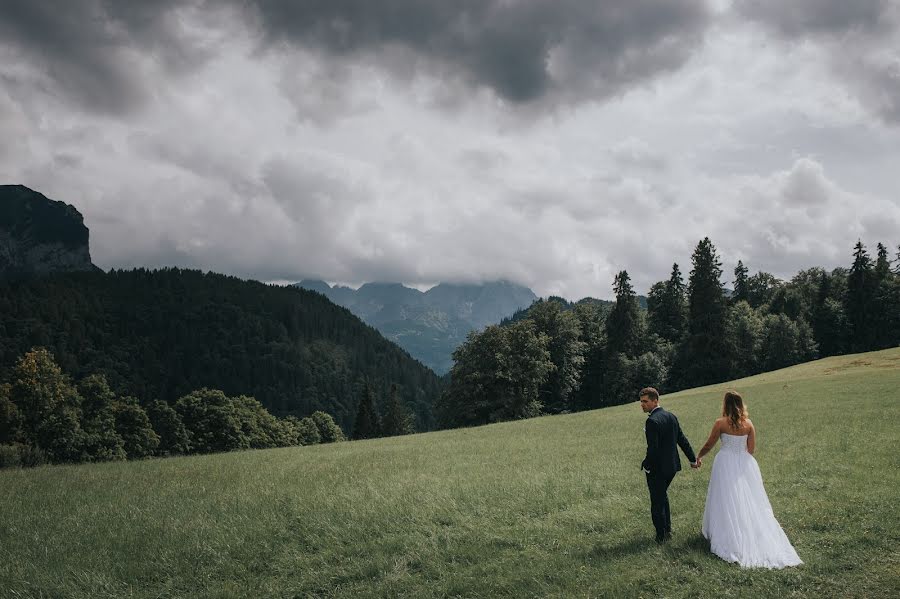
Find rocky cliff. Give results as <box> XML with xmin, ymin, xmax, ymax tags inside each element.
<box><xmin>0</xmin><ymin>185</ymin><xmax>98</xmax><ymax>277</ymax></box>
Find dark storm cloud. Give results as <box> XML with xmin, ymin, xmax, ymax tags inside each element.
<box><xmin>0</xmin><ymin>0</ymin><xmax>212</xmax><ymax>114</ymax></box>
<box><xmin>236</xmin><ymin>0</ymin><xmax>712</xmax><ymax>107</ymax></box>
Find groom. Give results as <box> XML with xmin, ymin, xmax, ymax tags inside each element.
<box><xmin>639</xmin><ymin>387</ymin><xmax>698</xmax><ymax>543</ymax></box>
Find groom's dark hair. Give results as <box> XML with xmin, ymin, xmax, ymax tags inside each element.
<box><xmin>639</xmin><ymin>387</ymin><xmax>659</xmax><ymax>401</ymax></box>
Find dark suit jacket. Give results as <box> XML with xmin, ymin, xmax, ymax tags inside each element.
<box><xmin>641</xmin><ymin>407</ymin><xmax>696</xmax><ymax>477</ymax></box>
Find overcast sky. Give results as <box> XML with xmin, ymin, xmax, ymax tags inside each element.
<box><xmin>1</xmin><ymin>0</ymin><xmax>899</xmax><ymax>300</ymax></box>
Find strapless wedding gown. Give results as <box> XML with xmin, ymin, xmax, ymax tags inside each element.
<box><xmin>701</xmin><ymin>432</ymin><xmax>803</xmax><ymax>568</ymax></box>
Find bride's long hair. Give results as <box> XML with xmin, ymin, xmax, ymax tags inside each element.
<box><xmin>722</xmin><ymin>390</ymin><xmax>749</xmax><ymax>431</ymax></box>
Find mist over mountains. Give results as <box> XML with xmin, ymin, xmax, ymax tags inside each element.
<box><xmin>295</xmin><ymin>280</ymin><xmax>538</xmax><ymax>374</ymax></box>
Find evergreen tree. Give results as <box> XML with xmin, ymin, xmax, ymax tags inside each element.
<box><xmin>875</xmin><ymin>243</ymin><xmax>891</xmax><ymax>281</ymax></box>
<box><xmin>845</xmin><ymin>241</ymin><xmax>876</xmax><ymax>351</ymax></box>
<box><xmin>605</xmin><ymin>271</ymin><xmax>643</xmax><ymax>356</ymax></box>
<box><xmin>382</xmin><ymin>384</ymin><xmax>414</xmax><ymax>437</ymax></box>
<box><xmin>647</xmin><ymin>263</ymin><xmax>687</xmax><ymax>343</ymax></box>
<box><xmin>872</xmin><ymin>242</ymin><xmax>899</xmax><ymax>349</ymax></box>
<box><xmin>353</xmin><ymin>382</ymin><xmax>381</xmax><ymax>440</ymax></box>
<box><xmin>733</xmin><ymin>260</ymin><xmax>749</xmax><ymax>303</ymax></box>
<box><xmin>682</xmin><ymin>238</ymin><xmax>730</xmax><ymax>387</ymax></box>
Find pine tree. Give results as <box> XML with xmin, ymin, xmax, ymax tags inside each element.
<box><xmin>875</xmin><ymin>243</ymin><xmax>891</xmax><ymax>281</ymax></box>
<box><xmin>352</xmin><ymin>382</ymin><xmax>381</xmax><ymax>440</ymax></box>
<box><xmin>733</xmin><ymin>260</ymin><xmax>749</xmax><ymax>303</ymax></box>
<box><xmin>872</xmin><ymin>242</ymin><xmax>898</xmax><ymax>349</ymax></box>
<box><xmin>605</xmin><ymin>271</ymin><xmax>643</xmax><ymax>356</ymax></box>
<box><xmin>601</xmin><ymin>271</ymin><xmax>648</xmax><ymax>406</ymax></box>
<box><xmin>647</xmin><ymin>264</ymin><xmax>687</xmax><ymax>343</ymax></box>
<box><xmin>846</xmin><ymin>240</ymin><xmax>876</xmax><ymax>351</ymax></box>
<box><xmin>382</xmin><ymin>384</ymin><xmax>414</xmax><ymax>437</ymax></box>
<box><xmin>682</xmin><ymin>238</ymin><xmax>730</xmax><ymax>386</ymax></box>
<box><xmin>812</xmin><ymin>271</ymin><xmax>849</xmax><ymax>356</ymax></box>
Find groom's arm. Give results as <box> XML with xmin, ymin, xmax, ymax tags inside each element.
<box><xmin>642</xmin><ymin>419</ymin><xmax>659</xmax><ymax>473</ymax></box>
<box><xmin>676</xmin><ymin>419</ymin><xmax>697</xmax><ymax>465</ymax></box>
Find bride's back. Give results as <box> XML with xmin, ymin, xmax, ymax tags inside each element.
<box><xmin>720</xmin><ymin>430</ymin><xmax>750</xmax><ymax>453</ymax></box>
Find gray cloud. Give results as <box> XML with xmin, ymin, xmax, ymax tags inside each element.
<box><xmin>235</xmin><ymin>0</ymin><xmax>712</xmax><ymax>109</ymax></box>
<box><xmin>0</xmin><ymin>1</ymin><xmax>897</xmax><ymax>302</ymax></box>
<box><xmin>0</xmin><ymin>0</ymin><xmax>221</xmax><ymax>115</ymax></box>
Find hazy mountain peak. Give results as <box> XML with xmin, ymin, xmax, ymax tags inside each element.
<box><xmin>293</xmin><ymin>278</ymin><xmax>537</xmax><ymax>373</ymax></box>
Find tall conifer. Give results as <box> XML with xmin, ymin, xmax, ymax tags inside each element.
<box><xmin>352</xmin><ymin>381</ymin><xmax>381</xmax><ymax>440</ymax></box>
<box><xmin>683</xmin><ymin>238</ymin><xmax>730</xmax><ymax>386</ymax></box>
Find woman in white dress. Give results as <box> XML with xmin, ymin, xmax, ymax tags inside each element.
<box><xmin>695</xmin><ymin>390</ymin><xmax>803</xmax><ymax>568</ymax></box>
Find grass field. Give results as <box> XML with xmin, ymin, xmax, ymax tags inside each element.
<box><xmin>2</xmin><ymin>348</ymin><xmax>900</xmax><ymax>598</ymax></box>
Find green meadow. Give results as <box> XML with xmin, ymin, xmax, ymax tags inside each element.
<box><xmin>2</xmin><ymin>348</ymin><xmax>899</xmax><ymax>598</ymax></box>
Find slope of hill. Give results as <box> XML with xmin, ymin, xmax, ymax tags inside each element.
<box><xmin>295</xmin><ymin>280</ymin><xmax>537</xmax><ymax>373</ymax></box>
<box><xmin>0</xmin><ymin>268</ymin><xmax>443</xmax><ymax>432</ymax></box>
<box><xmin>2</xmin><ymin>348</ymin><xmax>898</xmax><ymax>597</ymax></box>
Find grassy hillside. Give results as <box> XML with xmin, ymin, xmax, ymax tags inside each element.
<box><xmin>2</xmin><ymin>348</ymin><xmax>899</xmax><ymax>598</ymax></box>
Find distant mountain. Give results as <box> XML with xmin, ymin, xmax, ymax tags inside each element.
<box><xmin>295</xmin><ymin>280</ymin><xmax>538</xmax><ymax>374</ymax></box>
<box><xmin>0</xmin><ymin>185</ymin><xmax>100</xmax><ymax>278</ymax></box>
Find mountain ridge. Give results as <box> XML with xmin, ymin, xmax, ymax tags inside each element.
<box><xmin>295</xmin><ymin>279</ymin><xmax>538</xmax><ymax>373</ymax></box>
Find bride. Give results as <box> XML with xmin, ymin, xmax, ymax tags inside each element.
<box><xmin>695</xmin><ymin>390</ymin><xmax>803</xmax><ymax>568</ymax></box>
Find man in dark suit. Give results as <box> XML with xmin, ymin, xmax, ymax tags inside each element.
<box><xmin>639</xmin><ymin>387</ymin><xmax>698</xmax><ymax>543</ymax></box>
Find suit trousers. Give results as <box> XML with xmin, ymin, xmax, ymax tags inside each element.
<box><xmin>646</xmin><ymin>471</ymin><xmax>676</xmax><ymax>538</ymax></box>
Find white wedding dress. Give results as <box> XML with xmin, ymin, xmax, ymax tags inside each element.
<box><xmin>701</xmin><ymin>432</ymin><xmax>803</xmax><ymax>568</ymax></box>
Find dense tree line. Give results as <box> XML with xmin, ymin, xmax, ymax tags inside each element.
<box><xmin>0</xmin><ymin>348</ymin><xmax>345</xmax><ymax>468</ymax></box>
<box><xmin>0</xmin><ymin>268</ymin><xmax>443</xmax><ymax>433</ymax></box>
<box><xmin>438</xmin><ymin>239</ymin><xmax>900</xmax><ymax>427</ymax></box>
